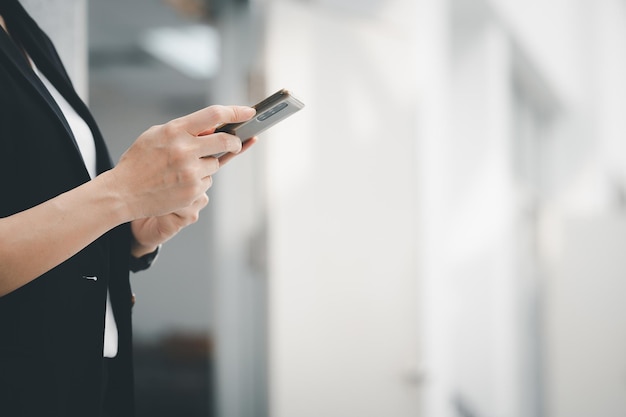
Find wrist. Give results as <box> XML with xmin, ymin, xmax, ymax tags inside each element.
<box><xmin>131</xmin><ymin>239</ymin><xmax>159</xmax><ymax>258</ymax></box>
<box><xmin>97</xmin><ymin>169</ymin><xmax>135</xmax><ymax>223</ymax></box>
<box><xmin>129</xmin><ymin>244</ymin><xmax>161</xmax><ymax>273</ymax></box>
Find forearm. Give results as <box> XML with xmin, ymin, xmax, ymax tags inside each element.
<box><xmin>0</xmin><ymin>172</ymin><xmax>130</xmax><ymax>296</ymax></box>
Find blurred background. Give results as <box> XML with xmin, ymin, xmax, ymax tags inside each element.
<box><xmin>22</xmin><ymin>0</ymin><xmax>626</xmax><ymax>416</ymax></box>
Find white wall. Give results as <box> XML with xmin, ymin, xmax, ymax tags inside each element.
<box><xmin>261</xmin><ymin>0</ymin><xmax>626</xmax><ymax>416</ymax></box>
<box><xmin>547</xmin><ymin>216</ymin><xmax>626</xmax><ymax>417</ymax></box>
<box><xmin>542</xmin><ymin>1</ymin><xmax>626</xmax><ymax>416</ymax></box>
<box><xmin>263</xmin><ymin>1</ymin><xmax>422</xmax><ymax>416</ymax></box>
<box><xmin>436</xmin><ymin>1</ymin><xmax>626</xmax><ymax>416</ymax></box>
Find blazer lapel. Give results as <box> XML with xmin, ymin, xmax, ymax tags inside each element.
<box><xmin>0</xmin><ymin>3</ymin><xmax>114</xmax><ymax>175</ymax></box>
<box><xmin>0</xmin><ymin>29</ymin><xmax>90</xmax><ymax>172</ymax></box>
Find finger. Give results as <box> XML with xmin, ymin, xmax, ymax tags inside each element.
<box><xmin>191</xmin><ymin>193</ymin><xmax>210</xmax><ymax>210</ymax></box>
<box><xmin>198</xmin><ymin>132</ymin><xmax>243</xmax><ymax>159</ymax></box>
<box><xmin>171</xmin><ymin>208</ymin><xmax>200</xmax><ymax>226</ymax></box>
<box><xmin>198</xmin><ymin>156</ymin><xmax>220</xmax><ymax>179</ymax></box>
<box><xmin>218</xmin><ymin>136</ymin><xmax>258</xmax><ymax>166</ymax></box>
<box><xmin>172</xmin><ymin>194</ymin><xmax>210</xmax><ymax>223</ymax></box>
<box><xmin>177</xmin><ymin>105</ymin><xmax>256</xmax><ymax>136</ymax></box>
<box><xmin>199</xmin><ymin>172</ymin><xmax>214</xmax><ymax>191</ymax></box>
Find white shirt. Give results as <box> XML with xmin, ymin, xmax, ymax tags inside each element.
<box><xmin>32</xmin><ymin>60</ymin><xmax>119</xmax><ymax>358</ymax></box>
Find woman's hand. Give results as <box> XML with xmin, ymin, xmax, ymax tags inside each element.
<box><xmin>103</xmin><ymin>105</ymin><xmax>256</xmax><ymax>222</ymax></box>
<box><xmin>129</xmin><ymin>136</ymin><xmax>259</xmax><ymax>257</ymax></box>
<box><xmin>129</xmin><ymin>194</ymin><xmax>208</xmax><ymax>257</ymax></box>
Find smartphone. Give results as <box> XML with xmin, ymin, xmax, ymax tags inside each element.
<box><xmin>212</xmin><ymin>88</ymin><xmax>304</xmax><ymax>157</ymax></box>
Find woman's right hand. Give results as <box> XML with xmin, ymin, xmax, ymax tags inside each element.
<box><xmin>104</xmin><ymin>105</ymin><xmax>256</xmax><ymax>221</ymax></box>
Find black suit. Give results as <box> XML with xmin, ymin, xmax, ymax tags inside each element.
<box><xmin>0</xmin><ymin>2</ymin><xmax>135</xmax><ymax>416</ymax></box>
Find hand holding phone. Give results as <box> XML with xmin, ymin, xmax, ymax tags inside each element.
<box><xmin>212</xmin><ymin>88</ymin><xmax>304</xmax><ymax>158</ymax></box>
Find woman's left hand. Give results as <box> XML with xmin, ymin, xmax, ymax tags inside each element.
<box><xmin>130</xmin><ymin>194</ymin><xmax>208</xmax><ymax>258</ymax></box>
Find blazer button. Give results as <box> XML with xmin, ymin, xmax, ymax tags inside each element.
<box><xmin>131</xmin><ymin>293</ymin><xmax>136</xmax><ymax>307</ymax></box>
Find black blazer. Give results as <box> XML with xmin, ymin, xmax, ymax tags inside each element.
<box><xmin>0</xmin><ymin>2</ymin><xmax>135</xmax><ymax>416</ymax></box>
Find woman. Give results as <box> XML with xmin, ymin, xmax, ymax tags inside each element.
<box><xmin>0</xmin><ymin>1</ymin><xmax>256</xmax><ymax>416</ymax></box>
